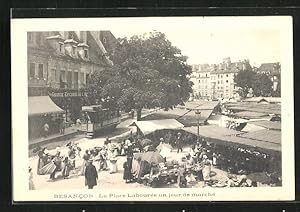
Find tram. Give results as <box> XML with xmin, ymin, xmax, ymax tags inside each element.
<box><xmin>81</xmin><ymin>105</ymin><xmax>121</xmax><ymax>138</ymax></box>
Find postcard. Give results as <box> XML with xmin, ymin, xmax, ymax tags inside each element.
<box><xmin>11</xmin><ymin>16</ymin><xmax>294</xmax><ymax>201</ymax></box>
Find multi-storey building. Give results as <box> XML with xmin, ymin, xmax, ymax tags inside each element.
<box><xmin>28</xmin><ymin>31</ymin><xmax>116</xmax><ymax>140</ymax></box>
<box><xmin>191</xmin><ymin>64</ymin><xmax>213</xmax><ymax>99</ymax></box>
<box><xmin>191</xmin><ymin>57</ymin><xmax>252</xmax><ymax>100</ymax></box>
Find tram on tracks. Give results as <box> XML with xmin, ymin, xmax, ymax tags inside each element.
<box><xmin>82</xmin><ymin>105</ymin><xmax>121</xmax><ymax>138</ymax></box>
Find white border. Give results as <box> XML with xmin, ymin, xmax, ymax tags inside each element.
<box><xmin>11</xmin><ymin>16</ymin><xmax>294</xmax><ymax>201</ymax></box>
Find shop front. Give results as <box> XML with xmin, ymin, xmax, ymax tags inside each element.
<box><xmin>28</xmin><ymin>96</ymin><xmax>65</xmax><ymax>140</ymax></box>
<box><xmin>48</xmin><ymin>88</ymin><xmax>89</xmax><ymax>123</ymax></box>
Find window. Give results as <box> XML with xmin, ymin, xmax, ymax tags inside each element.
<box><xmin>29</xmin><ymin>63</ymin><xmax>35</xmax><ymax>78</ymax></box>
<box><xmin>80</xmin><ymin>72</ymin><xmax>84</xmax><ymax>87</ymax></box>
<box><xmin>28</xmin><ymin>32</ymin><xmax>33</xmax><ymax>42</ymax></box>
<box><xmin>226</xmin><ymin>74</ymin><xmax>228</xmax><ymax>77</ymax></box>
<box><xmin>72</xmin><ymin>46</ymin><xmax>76</xmax><ymax>55</ymax></box>
<box><xmin>60</xmin><ymin>70</ymin><xmax>66</xmax><ymax>88</ymax></box>
<box><xmin>51</xmin><ymin>69</ymin><xmax>56</xmax><ymax>82</ymax></box>
<box><xmin>221</xmin><ymin>75</ymin><xmax>223</xmax><ymax>78</ymax></box>
<box><xmin>56</xmin><ymin>70</ymin><xmax>60</xmax><ymax>82</ymax></box>
<box><xmin>226</xmin><ymin>80</ymin><xmax>228</xmax><ymax>83</ymax></box>
<box><xmin>84</xmin><ymin>49</ymin><xmax>88</xmax><ymax>58</ymax></box>
<box><xmin>103</xmin><ymin>37</ymin><xmax>107</xmax><ymax>44</ymax></box>
<box><xmin>73</xmin><ymin>72</ymin><xmax>79</xmax><ymax>89</ymax></box>
<box><xmin>38</xmin><ymin>64</ymin><xmax>44</xmax><ymax>79</ymax></box>
<box><xmin>198</xmin><ymin>80</ymin><xmax>201</xmax><ymax>83</ymax></box>
<box><xmin>205</xmin><ymin>73</ymin><xmax>208</xmax><ymax>77</ymax></box>
<box><xmin>59</xmin><ymin>43</ymin><xmax>64</xmax><ymax>53</ymax></box>
<box><xmin>60</xmin><ymin>70</ymin><xmax>66</xmax><ymax>82</ymax></box>
<box><xmin>67</xmin><ymin>71</ymin><xmax>72</xmax><ymax>88</ymax></box>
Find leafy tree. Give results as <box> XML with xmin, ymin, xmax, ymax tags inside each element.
<box><xmin>88</xmin><ymin>31</ymin><xmax>193</xmax><ymax>120</ymax></box>
<box><xmin>234</xmin><ymin>70</ymin><xmax>273</xmax><ymax>98</ymax></box>
<box><xmin>234</xmin><ymin>69</ymin><xmax>256</xmax><ymax>98</ymax></box>
<box><xmin>252</xmin><ymin>73</ymin><xmax>273</xmax><ymax>97</ymax></box>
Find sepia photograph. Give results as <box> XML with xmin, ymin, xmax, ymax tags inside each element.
<box><xmin>11</xmin><ymin>16</ymin><xmax>294</xmax><ymax>201</ymax></box>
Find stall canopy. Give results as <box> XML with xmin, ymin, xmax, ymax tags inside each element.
<box><xmin>183</xmin><ymin>125</ymin><xmax>281</xmax><ymax>152</ymax></box>
<box><xmin>131</xmin><ymin>119</ymin><xmax>184</xmax><ymax>135</ymax></box>
<box><xmin>28</xmin><ymin>96</ymin><xmax>64</xmax><ymax>116</ymax></box>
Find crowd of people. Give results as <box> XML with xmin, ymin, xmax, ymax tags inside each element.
<box><xmin>32</xmin><ymin>129</ymin><xmax>281</xmax><ymax>190</ymax></box>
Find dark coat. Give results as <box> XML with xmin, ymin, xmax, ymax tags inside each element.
<box><xmin>85</xmin><ymin>163</ymin><xmax>98</xmax><ymax>187</ymax></box>
<box><xmin>123</xmin><ymin>161</ymin><xmax>131</xmax><ymax>180</ymax></box>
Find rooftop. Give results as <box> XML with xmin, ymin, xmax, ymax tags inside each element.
<box><xmin>225</xmin><ymin>102</ymin><xmax>281</xmax><ymax>115</ymax></box>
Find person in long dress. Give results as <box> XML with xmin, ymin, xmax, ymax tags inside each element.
<box><xmin>81</xmin><ymin>150</ymin><xmax>90</xmax><ymax>176</ymax></box>
<box><xmin>99</xmin><ymin>149</ymin><xmax>108</xmax><ymax>171</ymax></box>
<box><xmin>123</xmin><ymin>160</ymin><xmax>131</xmax><ymax>183</ymax></box>
<box><xmin>109</xmin><ymin>153</ymin><xmax>118</xmax><ymax>174</ymax></box>
<box><xmin>123</xmin><ymin>143</ymin><xmax>133</xmax><ymax>181</ymax></box>
<box><xmin>85</xmin><ymin>159</ymin><xmax>98</xmax><ymax>189</ymax></box>
<box><xmin>37</xmin><ymin>147</ymin><xmax>47</xmax><ymax>175</ymax></box>
<box><xmin>202</xmin><ymin>155</ymin><xmax>212</xmax><ymax>183</ymax></box>
<box><xmin>131</xmin><ymin>157</ymin><xmax>141</xmax><ymax>180</ymax></box>
<box><xmin>29</xmin><ymin>167</ymin><xmax>35</xmax><ymax>190</ymax></box>
<box><xmin>50</xmin><ymin>152</ymin><xmax>62</xmax><ymax>180</ymax></box>
<box><xmin>62</xmin><ymin>157</ymin><xmax>72</xmax><ymax>179</ymax></box>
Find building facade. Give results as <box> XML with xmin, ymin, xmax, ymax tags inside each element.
<box><xmin>28</xmin><ymin>31</ymin><xmax>113</xmax><ymax>95</ymax></box>
<box><xmin>190</xmin><ymin>64</ymin><xmax>212</xmax><ymax>99</ymax></box>
<box><xmin>191</xmin><ymin>57</ymin><xmax>252</xmax><ymax>100</ymax></box>
<box><xmin>27</xmin><ymin>31</ymin><xmax>116</xmax><ymax>140</ymax></box>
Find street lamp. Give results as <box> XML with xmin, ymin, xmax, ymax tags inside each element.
<box><xmin>195</xmin><ymin>109</ymin><xmax>201</xmax><ymax>139</ymax></box>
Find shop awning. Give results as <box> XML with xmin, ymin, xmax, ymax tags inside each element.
<box><xmin>28</xmin><ymin>96</ymin><xmax>65</xmax><ymax>116</ymax></box>
<box><xmin>131</xmin><ymin>119</ymin><xmax>184</xmax><ymax>135</ymax></box>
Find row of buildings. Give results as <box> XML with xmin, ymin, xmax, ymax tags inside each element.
<box><xmin>190</xmin><ymin>57</ymin><xmax>281</xmax><ymax>100</ymax></box>
<box><xmin>28</xmin><ymin>31</ymin><xmax>118</xmax><ymax>140</ymax></box>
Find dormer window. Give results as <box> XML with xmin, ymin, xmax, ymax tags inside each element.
<box><xmin>72</xmin><ymin>46</ymin><xmax>76</xmax><ymax>55</ymax></box>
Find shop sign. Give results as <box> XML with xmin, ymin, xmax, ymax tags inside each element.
<box><xmin>48</xmin><ymin>89</ymin><xmax>88</xmax><ymax>98</ymax></box>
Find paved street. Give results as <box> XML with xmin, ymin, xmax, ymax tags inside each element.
<box><xmin>30</xmin><ymin>146</ymin><xmax>229</xmax><ymax>190</ymax></box>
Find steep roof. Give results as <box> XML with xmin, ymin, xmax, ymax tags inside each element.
<box><xmin>210</xmin><ymin>62</ymin><xmax>250</xmax><ymax>74</ymax></box>
<box><xmin>258</xmin><ymin>62</ymin><xmax>280</xmax><ymax>75</ymax></box>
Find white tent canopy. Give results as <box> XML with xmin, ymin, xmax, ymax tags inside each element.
<box><xmin>28</xmin><ymin>96</ymin><xmax>64</xmax><ymax>116</ymax></box>
<box><xmin>132</xmin><ymin>119</ymin><xmax>184</xmax><ymax>135</ymax></box>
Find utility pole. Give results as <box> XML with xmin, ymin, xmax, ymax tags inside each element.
<box><xmin>195</xmin><ymin>109</ymin><xmax>201</xmax><ymax>139</ymax></box>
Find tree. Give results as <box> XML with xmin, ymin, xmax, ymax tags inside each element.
<box><xmin>234</xmin><ymin>69</ymin><xmax>256</xmax><ymax>98</ymax></box>
<box><xmin>252</xmin><ymin>73</ymin><xmax>273</xmax><ymax>97</ymax></box>
<box><xmin>234</xmin><ymin>70</ymin><xmax>273</xmax><ymax>98</ymax></box>
<box><xmin>88</xmin><ymin>31</ymin><xmax>193</xmax><ymax>120</ymax></box>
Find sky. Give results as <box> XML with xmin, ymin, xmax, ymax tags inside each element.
<box><xmin>96</xmin><ymin>17</ymin><xmax>283</xmax><ymax>67</ymax></box>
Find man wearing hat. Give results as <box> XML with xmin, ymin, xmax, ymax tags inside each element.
<box><xmin>85</xmin><ymin>159</ymin><xmax>98</xmax><ymax>189</ymax></box>
<box><xmin>176</xmin><ymin>132</ymin><xmax>183</xmax><ymax>153</ymax></box>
